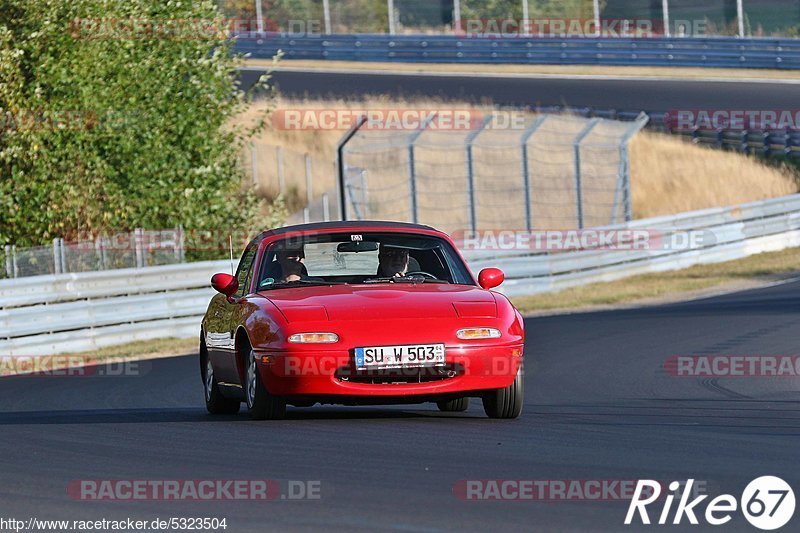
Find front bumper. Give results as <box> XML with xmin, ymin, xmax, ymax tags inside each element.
<box><xmin>254</xmin><ymin>344</ymin><xmax>523</xmax><ymax>397</ymax></box>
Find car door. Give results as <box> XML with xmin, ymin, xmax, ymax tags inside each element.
<box><xmin>209</xmin><ymin>241</ymin><xmax>258</xmax><ymax>386</ymax></box>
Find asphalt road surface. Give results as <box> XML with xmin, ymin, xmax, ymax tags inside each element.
<box><xmin>1</xmin><ymin>279</ymin><xmax>799</xmax><ymax>532</ymax></box>
<box><xmin>241</xmin><ymin>68</ymin><xmax>800</xmax><ymax>112</ymax></box>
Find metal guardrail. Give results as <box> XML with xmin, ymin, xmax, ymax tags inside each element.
<box><xmin>464</xmin><ymin>193</ymin><xmax>800</xmax><ymax>297</ymax></box>
<box><xmin>1</xmin><ymin>193</ymin><xmax>798</xmax><ymax>356</ymax></box>
<box><xmin>234</xmin><ymin>34</ymin><xmax>800</xmax><ymax>69</ymax></box>
<box><xmin>0</xmin><ymin>260</ymin><xmax>231</xmax><ymax>356</ymax></box>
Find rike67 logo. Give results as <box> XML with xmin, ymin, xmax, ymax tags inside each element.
<box><xmin>625</xmin><ymin>477</ymin><xmax>795</xmax><ymax>530</ymax></box>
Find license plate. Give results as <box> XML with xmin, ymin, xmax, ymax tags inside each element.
<box><xmin>354</xmin><ymin>344</ymin><xmax>445</xmax><ymax>370</ymax></box>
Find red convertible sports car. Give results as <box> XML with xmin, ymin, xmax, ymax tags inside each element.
<box><xmin>200</xmin><ymin>221</ymin><xmax>525</xmax><ymax>419</ymax></box>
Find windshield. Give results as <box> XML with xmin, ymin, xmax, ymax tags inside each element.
<box><xmin>256</xmin><ymin>232</ymin><xmax>473</xmax><ymax>290</ymax></box>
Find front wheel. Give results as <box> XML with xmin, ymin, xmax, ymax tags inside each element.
<box><xmin>437</xmin><ymin>397</ymin><xmax>470</xmax><ymax>412</ymax></box>
<box><xmin>245</xmin><ymin>347</ymin><xmax>286</xmax><ymax>420</ymax></box>
<box><xmin>482</xmin><ymin>361</ymin><xmax>524</xmax><ymax>419</ymax></box>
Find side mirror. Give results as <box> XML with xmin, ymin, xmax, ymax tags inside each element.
<box><xmin>478</xmin><ymin>268</ymin><xmax>504</xmax><ymax>290</ymax></box>
<box><xmin>211</xmin><ymin>273</ymin><xmax>239</xmax><ymax>297</ymax></box>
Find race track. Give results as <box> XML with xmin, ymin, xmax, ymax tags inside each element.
<box><xmin>241</xmin><ymin>68</ymin><xmax>800</xmax><ymax>111</ymax></box>
<box><xmin>2</xmin><ymin>279</ymin><xmax>799</xmax><ymax>531</ymax></box>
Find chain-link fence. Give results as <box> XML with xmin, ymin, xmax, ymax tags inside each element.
<box><xmin>218</xmin><ymin>1</ymin><xmax>800</xmax><ymax>38</ymax></box>
<box><xmin>337</xmin><ymin>112</ymin><xmax>648</xmax><ymax>234</ymax></box>
<box><xmin>2</xmin><ymin>229</ymin><xmax>185</xmax><ymax>280</ymax></box>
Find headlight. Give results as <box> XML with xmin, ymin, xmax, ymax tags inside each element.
<box><xmin>456</xmin><ymin>327</ymin><xmax>501</xmax><ymax>340</ymax></box>
<box><xmin>288</xmin><ymin>332</ymin><xmax>339</xmax><ymax>344</ymax></box>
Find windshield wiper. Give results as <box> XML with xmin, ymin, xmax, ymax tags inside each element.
<box><xmin>363</xmin><ymin>275</ymin><xmax>447</xmax><ymax>284</ymax></box>
<box><xmin>260</xmin><ymin>279</ymin><xmax>348</xmax><ymax>290</ymax></box>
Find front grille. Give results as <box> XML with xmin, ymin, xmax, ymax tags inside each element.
<box><xmin>335</xmin><ymin>363</ymin><xmax>464</xmax><ymax>385</ymax></box>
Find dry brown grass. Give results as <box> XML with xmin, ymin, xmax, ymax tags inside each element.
<box><xmin>512</xmin><ymin>246</ymin><xmax>800</xmax><ymax>313</ymax></box>
<box><xmin>630</xmin><ymin>133</ymin><xmax>798</xmax><ymax>218</ymax></box>
<box><xmin>241</xmin><ymin>96</ymin><xmax>799</xmax><ymax>225</ymax></box>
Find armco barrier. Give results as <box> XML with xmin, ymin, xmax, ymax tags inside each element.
<box><xmin>1</xmin><ymin>194</ymin><xmax>799</xmax><ymax>356</ymax></box>
<box><xmin>234</xmin><ymin>34</ymin><xmax>800</xmax><ymax>69</ymax></box>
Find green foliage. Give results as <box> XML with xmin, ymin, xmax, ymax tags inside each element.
<box><xmin>0</xmin><ymin>0</ymin><xmax>277</xmax><ymax>247</ymax></box>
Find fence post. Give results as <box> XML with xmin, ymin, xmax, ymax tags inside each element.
<box><xmin>520</xmin><ymin>115</ymin><xmax>549</xmax><ymax>232</ymax></box>
<box><xmin>573</xmin><ymin>118</ymin><xmax>601</xmax><ymax>229</ymax></box>
<box><xmin>453</xmin><ymin>0</ymin><xmax>461</xmax><ymax>32</ymax></box>
<box><xmin>407</xmin><ymin>113</ymin><xmax>437</xmax><ymax>224</ymax></box>
<box><xmin>53</xmin><ymin>238</ymin><xmax>62</xmax><ymax>275</ymax></box>
<box><xmin>521</xmin><ymin>0</ymin><xmax>530</xmax><ymax>36</ymax></box>
<box><xmin>11</xmin><ymin>245</ymin><xmax>18</xmax><ymax>278</ymax></box>
<box><xmin>611</xmin><ymin>112</ymin><xmax>650</xmax><ymax>223</ymax></box>
<box><xmin>276</xmin><ymin>146</ymin><xmax>285</xmax><ymax>195</ymax></box>
<box><xmin>662</xmin><ymin>0</ymin><xmax>670</xmax><ymax>37</ymax></box>
<box><xmin>305</xmin><ymin>154</ymin><xmax>314</xmax><ymax>207</ymax></box>
<box><xmin>387</xmin><ymin>0</ymin><xmax>396</xmax><ymax>34</ymax></box>
<box><xmin>250</xmin><ymin>141</ymin><xmax>258</xmax><ymax>186</ymax></box>
<box><xmin>60</xmin><ymin>238</ymin><xmax>67</xmax><ymax>273</ymax></box>
<box><xmin>336</xmin><ymin>115</ymin><xmax>367</xmax><ymax>221</ymax></box>
<box><xmin>322</xmin><ymin>193</ymin><xmax>330</xmax><ymax>222</ymax></box>
<box><xmin>322</xmin><ymin>0</ymin><xmax>331</xmax><ymax>34</ymax></box>
<box><xmin>255</xmin><ymin>0</ymin><xmax>264</xmax><ymax>34</ymax></box>
<box><xmin>4</xmin><ymin>245</ymin><xmax>11</xmax><ymax>278</ymax></box>
<box><xmin>736</xmin><ymin>0</ymin><xmax>745</xmax><ymax>37</ymax></box>
<box><xmin>95</xmin><ymin>236</ymin><xmax>105</xmax><ymax>270</ymax></box>
<box><xmin>464</xmin><ymin>116</ymin><xmax>492</xmax><ymax>233</ymax></box>
<box><xmin>178</xmin><ymin>225</ymin><xmax>185</xmax><ymax>263</ymax></box>
<box><xmin>134</xmin><ymin>228</ymin><xmax>145</xmax><ymax>268</ymax></box>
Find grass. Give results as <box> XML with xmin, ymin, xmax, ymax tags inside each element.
<box><xmin>511</xmin><ymin>246</ymin><xmax>800</xmax><ymax>313</ymax></box>
<box><xmin>250</xmin><ymin>58</ymin><xmax>800</xmax><ymax>81</ymax></box>
<box><xmin>242</xmin><ymin>96</ymin><xmax>799</xmax><ymax>227</ymax></box>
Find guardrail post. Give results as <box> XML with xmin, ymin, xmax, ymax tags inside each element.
<box><xmin>407</xmin><ymin>113</ymin><xmax>437</xmax><ymax>224</ymax></box>
<box><xmin>520</xmin><ymin>115</ymin><xmax>549</xmax><ymax>232</ymax></box>
<box><xmin>53</xmin><ymin>238</ymin><xmax>62</xmax><ymax>275</ymax></box>
<box><xmin>336</xmin><ymin>115</ymin><xmax>367</xmax><ymax>221</ymax></box>
<box><xmin>573</xmin><ymin>118</ymin><xmax>601</xmax><ymax>229</ymax></box>
<box><xmin>464</xmin><ymin>115</ymin><xmax>492</xmax><ymax>233</ymax></box>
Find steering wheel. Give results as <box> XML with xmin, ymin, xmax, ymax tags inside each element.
<box><xmin>404</xmin><ymin>271</ymin><xmax>438</xmax><ymax>280</ymax></box>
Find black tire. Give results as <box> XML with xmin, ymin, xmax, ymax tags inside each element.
<box><xmin>437</xmin><ymin>397</ymin><xmax>470</xmax><ymax>412</ymax></box>
<box><xmin>482</xmin><ymin>362</ymin><xmax>524</xmax><ymax>419</ymax></box>
<box><xmin>202</xmin><ymin>346</ymin><xmax>241</xmax><ymax>415</ymax></box>
<box><xmin>244</xmin><ymin>345</ymin><xmax>286</xmax><ymax>420</ymax></box>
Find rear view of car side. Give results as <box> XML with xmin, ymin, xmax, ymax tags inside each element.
<box><xmin>200</xmin><ymin>221</ymin><xmax>525</xmax><ymax>420</ymax></box>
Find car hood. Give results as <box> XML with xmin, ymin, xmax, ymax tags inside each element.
<box><xmin>259</xmin><ymin>284</ymin><xmax>497</xmax><ymax>322</ymax></box>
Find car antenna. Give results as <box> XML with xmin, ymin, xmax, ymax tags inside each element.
<box><xmin>229</xmin><ymin>235</ymin><xmax>234</xmax><ymax>275</ymax></box>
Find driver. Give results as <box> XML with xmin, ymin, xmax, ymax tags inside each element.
<box><xmin>276</xmin><ymin>247</ymin><xmax>305</xmax><ymax>282</ymax></box>
<box><xmin>377</xmin><ymin>245</ymin><xmax>410</xmax><ymax>278</ymax></box>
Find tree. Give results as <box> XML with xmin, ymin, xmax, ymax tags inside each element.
<box><xmin>0</xmin><ymin>0</ymin><xmax>277</xmax><ymax>248</ymax></box>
